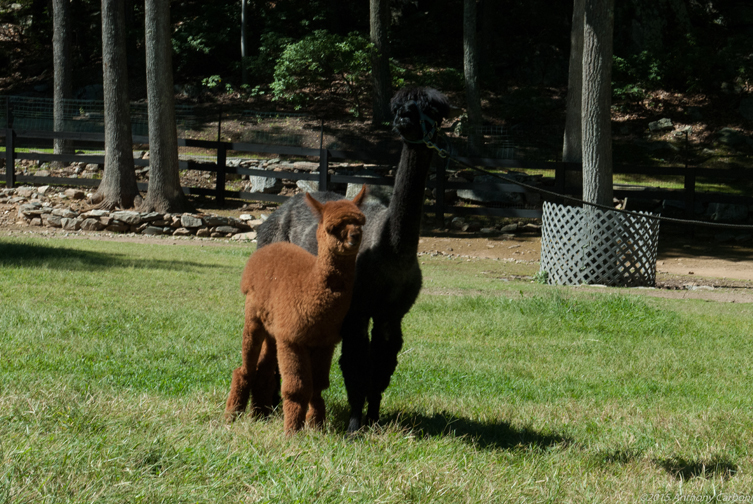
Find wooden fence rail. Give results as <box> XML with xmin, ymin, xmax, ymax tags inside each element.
<box><xmin>2</xmin><ymin>128</ymin><xmax>753</xmax><ymax>223</ymax></box>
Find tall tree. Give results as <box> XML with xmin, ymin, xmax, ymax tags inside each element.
<box><xmin>140</xmin><ymin>0</ymin><xmax>190</xmax><ymax>213</ymax></box>
<box><xmin>370</xmin><ymin>0</ymin><xmax>392</xmax><ymax>125</ymax></box>
<box><xmin>463</xmin><ymin>0</ymin><xmax>483</xmax><ymax>155</ymax></box>
<box><xmin>562</xmin><ymin>0</ymin><xmax>585</xmax><ymax>192</ymax></box>
<box><xmin>581</xmin><ymin>0</ymin><xmax>614</xmax><ymax>206</ymax></box>
<box><xmin>93</xmin><ymin>0</ymin><xmax>141</xmax><ymax>210</ymax></box>
<box><xmin>240</xmin><ymin>0</ymin><xmax>248</xmax><ymax>85</ymax></box>
<box><xmin>52</xmin><ymin>0</ymin><xmax>73</xmax><ymax>164</ymax></box>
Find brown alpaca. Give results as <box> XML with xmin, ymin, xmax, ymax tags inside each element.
<box><xmin>225</xmin><ymin>187</ymin><xmax>367</xmax><ymax>433</ymax></box>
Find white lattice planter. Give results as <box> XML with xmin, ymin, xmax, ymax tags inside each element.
<box><xmin>540</xmin><ymin>201</ymin><xmax>660</xmax><ymax>287</ymax></box>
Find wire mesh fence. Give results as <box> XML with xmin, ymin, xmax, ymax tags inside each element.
<box><xmin>1</xmin><ymin>96</ymin><xmax>197</xmax><ymax>135</ymax></box>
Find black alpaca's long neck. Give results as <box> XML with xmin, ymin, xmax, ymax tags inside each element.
<box><xmin>386</xmin><ymin>142</ymin><xmax>434</xmax><ymax>257</ymax></box>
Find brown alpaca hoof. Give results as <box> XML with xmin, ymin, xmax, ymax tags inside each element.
<box><xmin>224</xmin><ymin>410</ymin><xmax>240</xmax><ymax>423</ymax></box>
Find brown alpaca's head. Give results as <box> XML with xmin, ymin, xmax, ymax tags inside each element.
<box><xmin>390</xmin><ymin>87</ymin><xmax>452</xmax><ymax>144</ymax></box>
<box><xmin>305</xmin><ymin>186</ymin><xmax>368</xmax><ymax>257</ymax></box>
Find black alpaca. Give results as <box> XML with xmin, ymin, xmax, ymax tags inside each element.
<box><xmin>255</xmin><ymin>87</ymin><xmax>452</xmax><ymax>432</ymax></box>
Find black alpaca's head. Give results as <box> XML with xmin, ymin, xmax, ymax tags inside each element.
<box><xmin>390</xmin><ymin>87</ymin><xmax>451</xmax><ymax>144</ymax></box>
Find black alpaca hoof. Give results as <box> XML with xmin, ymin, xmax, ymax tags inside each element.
<box><xmin>347</xmin><ymin>416</ymin><xmax>362</xmax><ymax>434</ymax></box>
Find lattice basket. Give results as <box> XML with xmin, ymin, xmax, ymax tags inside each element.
<box><xmin>540</xmin><ymin>201</ymin><xmax>660</xmax><ymax>287</ymax></box>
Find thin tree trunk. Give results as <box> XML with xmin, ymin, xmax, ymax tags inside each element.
<box><xmin>53</xmin><ymin>0</ymin><xmax>73</xmax><ymax>164</ymax></box>
<box><xmin>581</xmin><ymin>0</ymin><xmax>614</xmax><ymax>206</ymax></box>
<box><xmin>93</xmin><ymin>0</ymin><xmax>140</xmax><ymax>210</ymax></box>
<box><xmin>463</xmin><ymin>0</ymin><xmax>483</xmax><ymax>156</ymax></box>
<box><xmin>370</xmin><ymin>0</ymin><xmax>392</xmax><ymax>125</ymax></box>
<box><xmin>241</xmin><ymin>0</ymin><xmax>248</xmax><ymax>85</ymax></box>
<box><xmin>140</xmin><ymin>0</ymin><xmax>190</xmax><ymax>213</ymax></box>
<box><xmin>563</xmin><ymin>0</ymin><xmax>585</xmax><ymax>193</ymax></box>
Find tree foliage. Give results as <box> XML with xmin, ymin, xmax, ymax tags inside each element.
<box><xmin>270</xmin><ymin>30</ymin><xmax>373</xmax><ymax>116</ymax></box>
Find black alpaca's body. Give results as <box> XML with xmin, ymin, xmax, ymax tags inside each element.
<box><xmin>256</xmin><ymin>87</ymin><xmax>451</xmax><ymax>431</ymax></box>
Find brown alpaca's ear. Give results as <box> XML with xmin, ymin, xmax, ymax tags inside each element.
<box><xmin>304</xmin><ymin>193</ymin><xmax>324</xmax><ymax>222</ymax></box>
<box><xmin>352</xmin><ymin>185</ymin><xmax>368</xmax><ymax>208</ymax></box>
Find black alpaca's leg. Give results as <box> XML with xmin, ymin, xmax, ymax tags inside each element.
<box><xmin>251</xmin><ymin>336</ymin><xmax>279</xmax><ymax>417</ymax></box>
<box><xmin>339</xmin><ymin>315</ymin><xmax>371</xmax><ymax>433</ymax></box>
<box><xmin>366</xmin><ymin>317</ymin><xmax>404</xmax><ymax>425</ymax></box>
<box><xmin>306</xmin><ymin>345</ymin><xmax>336</xmax><ymax>428</ymax></box>
<box><xmin>225</xmin><ymin>315</ymin><xmax>267</xmax><ymax>421</ymax></box>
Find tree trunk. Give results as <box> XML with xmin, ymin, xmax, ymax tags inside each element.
<box><xmin>581</xmin><ymin>0</ymin><xmax>614</xmax><ymax>206</ymax></box>
<box><xmin>140</xmin><ymin>0</ymin><xmax>190</xmax><ymax>213</ymax></box>
<box><xmin>52</xmin><ymin>0</ymin><xmax>73</xmax><ymax>164</ymax></box>
<box><xmin>463</xmin><ymin>0</ymin><xmax>483</xmax><ymax>156</ymax></box>
<box><xmin>563</xmin><ymin>0</ymin><xmax>585</xmax><ymax>193</ymax></box>
<box><xmin>93</xmin><ymin>0</ymin><xmax>141</xmax><ymax>210</ymax></box>
<box><xmin>241</xmin><ymin>0</ymin><xmax>248</xmax><ymax>85</ymax></box>
<box><xmin>370</xmin><ymin>0</ymin><xmax>392</xmax><ymax>125</ymax></box>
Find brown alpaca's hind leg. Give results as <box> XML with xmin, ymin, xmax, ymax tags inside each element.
<box><xmin>277</xmin><ymin>341</ymin><xmax>313</xmax><ymax>434</ymax></box>
<box><xmin>251</xmin><ymin>336</ymin><xmax>279</xmax><ymax>417</ymax></box>
<box><xmin>225</xmin><ymin>315</ymin><xmax>267</xmax><ymax>422</ymax></box>
<box><xmin>306</xmin><ymin>345</ymin><xmax>335</xmax><ymax>429</ymax></box>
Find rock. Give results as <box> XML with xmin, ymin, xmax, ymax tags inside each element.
<box><xmin>111</xmin><ymin>210</ymin><xmax>142</xmax><ymax>225</ymax></box>
<box><xmin>30</xmin><ymin>217</ymin><xmax>42</xmax><ymax>226</ymax></box>
<box><xmin>346</xmin><ymin>169</ymin><xmax>393</xmax><ymax>205</ymax></box>
<box><xmin>500</xmin><ymin>223</ymin><xmax>518</xmax><ymax>233</ymax></box>
<box><xmin>293</xmin><ymin>161</ymin><xmax>319</xmax><ymax>172</ymax></box>
<box><xmin>450</xmin><ymin>217</ymin><xmax>466</xmax><ymax>230</ymax></box>
<box><xmin>716</xmin><ymin>128</ymin><xmax>753</xmax><ymax>148</ymax></box>
<box><xmin>296</xmin><ymin>179</ymin><xmax>319</xmax><ymax>193</ymax></box>
<box><xmin>16</xmin><ymin>187</ymin><xmax>35</xmax><ymax>198</ymax></box>
<box><xmin>457</xmin><ymin>175</ymin><xmax>524</xmax><ymax>205</ymax></box>
<box><xmin>142</xmin><ymin>226</ymin><xmax>164</xmax><ymax>235</ymax></box>
<box><xmin>196</xmin><ymin>228</ymin><xmax>211</xmax><ymax>237</ymax></box>
<box><xmin>19</xmin><ymin>204</ymin><xmax>45</xmax><ymax>217</ymax></box>
<box><xmin>52</xmin><ymin>208</ymin><xmax>78</xmax><ymax>218</ymax></box>
<box><xmin>231</xmin><ymin>231</ymin><xmax>257</xmax><ymax>241</ymax></box>
<box><xmin>36</xmin><ymin>170</ymin><xmax>50</xmax><ymax>178</ymax></box>
<box><xmin>37</xmin><ymin>185</ymin><xmax>51</xmax><ymax>195</ymax></box>
<box><xmin>248</xmin><ymin>175</ymin><xmax>284</xmax><ymax>194</ymax></box>
<box><xmin>106</xmin><ymin>222</ymin><xmax>129</xmax><ymax>233</ymax></box>
<box><xmin>80</xmin><ymin>218</ymin><xmax>105</xmax><ymax>231</ymax></box>
<box><xmin>739</xmin><ymin>96</ymin><xmax>753</xmax><ymax>122</ymax></box>
<box><xmin>81</xmin><ymin>209</ymin><xmax>109</xmax><ymax>218</ymax></box>
<box><xmin>61</xmin><ymin>217</ymin><xmax>80</xmax><ymax>231</ymax></box>
<box><xmin>706</xmin><ymin>202</ymin><xmax>748</xmax><ymax>222</ymax></box>
<box><xmin>239</xmin><ymin>214</ymin><xmax>254</xmax><ymax>221</ymax></box>
<box><xmin>85</xmin><ymin>164</ymin><xmax>99</xmax><ymax>172</ymax></box>
<box><xmin>45</xmin><ymin>215</ymin><xmax>62</xmax><ymax>227</ymax></box>
<box><xmin>181</xmin><ymin>214</ymin><xmax>204</xmax><ymax>228</ymax></box>
<box><xmin>204</xmin><ymin>215</ymin><xmax>229</xmax><ymax>227</ymax></box>
<box><xmin>64</xmin><ymin>189</ymin><xmax>86</xmax><ymax>200</ymax></box>
<box><xmin>140</xmin><ymin>212</ymin><xmax>162</xmax><ymax>222</ymax></box>
<box><xmin>245</xmin><ymin>219</ymin><xmax>264</xmax><ymax>230</ymax></box>
<box><xmin>480</xmin><ymin>227</ymin><xmax>496</xmax><ymax>234</ymax></box>
<box><xmin>648</xmin><ymin>118</ymin><xmax>673</xmax><ymax>132</ymax></box>
<box><xmin>172</xmin><ymin>228</ymin><xmax>192</xmax><ymax>236</ymax></box>
<box><xmin>214</xmin><ymin>225</ymin><xmax>239</xmax><ymax>234</ymax></box>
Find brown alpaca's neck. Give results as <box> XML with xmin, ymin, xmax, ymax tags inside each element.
<box><xmin>310</xmin><ymin>246</ymin><xmax>357</xmax><ymax>294</ymax></box>
<box><xmin>386</xmin><ymin>142</ymin><xmax>434</xmax><ymax>257</ymax></box>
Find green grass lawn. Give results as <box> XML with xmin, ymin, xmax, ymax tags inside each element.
<box><xmin>1</xmin><ymin>237</ymin><xmax>752</xmax><ymax>502</ymax></box>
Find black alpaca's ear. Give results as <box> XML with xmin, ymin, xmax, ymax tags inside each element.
<box><xmin>304</xmin><ymin>193</ymin><xmax>324</xmax><ymax>222</ymax></box>
<box><xmin>352</xmin><ymin>185</ymin><xmax>368</xmax><ymax>208</ymax></box>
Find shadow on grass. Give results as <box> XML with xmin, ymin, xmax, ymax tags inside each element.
<box><xmin>656</xmin><ymin>455</ymin><xmax>739</xmax><ymax>481</ymax></box>
<box><xmin>0</xmin><ymin>242</ymin><xmax>233</xmax><ymax>272</ymax></box>
<box><xmin>376</xmin><ymin>409</ymin><xmax>571</xmax><ymax>451</ymax></box>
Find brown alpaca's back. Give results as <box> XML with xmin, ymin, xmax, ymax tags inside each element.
<box><xmin>240</xmin><ymin>241</ymin><xmax>351</xmax><ymax>348</ymax></box>
<box><xmin>225</xmin><ymin>188</ymin><xmax>367</xmax><ymax>433</ymax></box>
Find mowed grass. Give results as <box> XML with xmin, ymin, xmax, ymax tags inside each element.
<box><xmin>1</xmin><ymin>237</ymin><xmax>752</xmax><ymax>503</ymax></box>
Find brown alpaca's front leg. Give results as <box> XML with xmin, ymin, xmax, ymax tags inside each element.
<box><xmin>306</xmin><ymin>345</ymin><xmax>336</xmax><ymax>429</ymax></box>
<box><xmin>277</xmin><ymin>341</ymin><xmax>313</xmax><ymax>434</ymax></box>
<box><xmin>225</xmin><ymin>315</ymin><xmax>267</xmax><ymax>422</ymax></box>
<box><xmin>251</xmin><ymin>336</ymin><xmax>279</xmax><ymax>417</ymax></box>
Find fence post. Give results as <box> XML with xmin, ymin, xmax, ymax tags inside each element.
<box><xmin>684</xmin><ymin>167</ymin><xmax>696</xmax><ymax>237</ymax></box>
<box><xmin>554</xmin><ymin>162</ymin><xmax>566</xmax><ymax>197</ymax></box>
<box><xmin>5</xmin><ymin>128</ymin><xmax>15</xmax><ymax>188</ymax></box>
<box><xmin>435</xmin><ymin>154</ymin><xmax>446</xmax><ymax>227</ymax></box>
<box><xmin>216</xmin><ymin>141</ymin><xmax>226</xmax><ymax>206</ymax></box>
<box><xmin>319</xmin><ymin>148</ymin><xmax>329</xmax><ymax>192</ymax></box>
<box><xmin>5</xmin><ymin>96</ymin><xmax>10</xmax><ymax>129</ymax></box>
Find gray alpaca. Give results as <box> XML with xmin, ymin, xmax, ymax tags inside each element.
<box><xmin>255</xmin><ymin>87</ymin><xmax>452</xmax><ymax>432</ymax></box>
